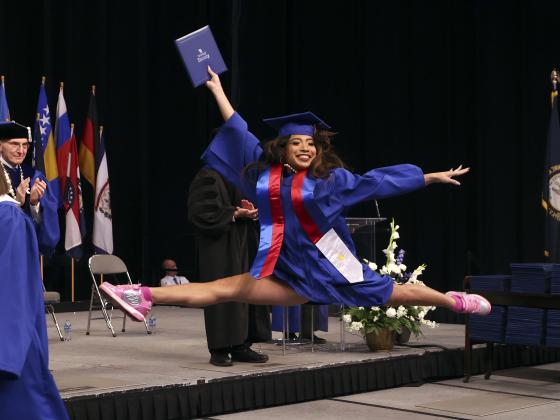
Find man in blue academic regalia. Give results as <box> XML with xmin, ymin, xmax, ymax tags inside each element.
<box><xmin>0</xmin><ymin>120</ymin><xmax>59</xmax><ymax>255</ymax></box>
<box><xmin>0</xmin><ymin>169</ymin><xmax>69</xmax><ymax>420</ymax></box>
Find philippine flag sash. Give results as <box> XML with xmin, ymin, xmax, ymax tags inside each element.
<box><xmin>292</xmin><ymin>170</ymin><xmax>364</xmax><ymax>284</ymax></box>
<box><xmin>251</xmin><ymin>166</ymin><xmax>363</xmax><ymax>284</ymax></box>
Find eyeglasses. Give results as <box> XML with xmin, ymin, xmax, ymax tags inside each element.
<box><xmin>4</xmin><ymin>141</ymin><xmax>30</xmax><ymax>151</ymax></box>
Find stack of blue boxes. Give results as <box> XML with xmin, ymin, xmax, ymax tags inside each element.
<box><xmin>468</xmin><ymin>275</ymin><xmax>509</xmax><ymax>342</ymax></box>
<box><xmin>547</xmin><ymin>265</ymin><xmax>560</xmax><ymax>347</ymax></box>
<box><xmin>510</xmin><ymin>263</ymin><xmax>552</xmax><ymax>293</ymax></box>
<box><xmin>505</xmin><ymin>306</ymin><xmax>546</xmax><ymax>345</ymax></box>
<box><xmin>547</xmin><ymin>310</ymin><xmax>560</xmax><ymax>347</ymax></box>
<box><xmin>468</xmin><ymin>264</ymin><xmax>560</xmax><ymax>348</ymax></box>
<box><xmin>504</xmin><ymin>263</ymin><xmax>551</xmax><ymax>346</ymax></box>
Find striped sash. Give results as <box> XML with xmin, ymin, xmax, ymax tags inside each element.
<box><xmin>251</xmin><ymin>166</ymin><xmax>363</xmax><ymax>284</ymax></box>
<box><xmin>250</xmin><ymin>165</ymin><xmax>284</xmax><ymax>278</ymax></box>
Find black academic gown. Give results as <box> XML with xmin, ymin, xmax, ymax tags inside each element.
<box><xmin>188</xmin><ymin>167</ymin><xmax>270</xmax><ymax>351</ymax></box>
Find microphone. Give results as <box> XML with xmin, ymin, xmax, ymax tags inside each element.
<box><xmin>374</xmin><ymin>200</ymin><xmax>381</xmax><ymax>218</ymax></box>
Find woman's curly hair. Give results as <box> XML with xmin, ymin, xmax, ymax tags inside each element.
<box><xmin>260</xmin><ymin>128</ymin><xmax>345</xmax><ymax>178</ymax></box>
<box><xmin>0</xmin><ymin>168</ymin><xmax>9</xmax><ymax>196</ymax></box>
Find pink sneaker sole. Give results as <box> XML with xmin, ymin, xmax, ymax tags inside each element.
<box><xmin>99</xmin><ymin>283</ymin><xmax>146</xmax><ymax>322</ymax></box>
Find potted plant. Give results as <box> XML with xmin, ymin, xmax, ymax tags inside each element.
<box><xmin>342</xmin><ymin>220</ymin><xmax>438</xmax><ymax>351</ymax></box>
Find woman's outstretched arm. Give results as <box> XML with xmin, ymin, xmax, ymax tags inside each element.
<box><xmin>424</xmin><ymin>164</ymin><xmax>470</xmax><ymax>185</ymax></box>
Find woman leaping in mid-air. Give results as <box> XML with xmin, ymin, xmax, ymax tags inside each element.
<box><xmin>100</xmin><ymin>67</ymin><xmax>490</xmax><ymax>321</ymax></box>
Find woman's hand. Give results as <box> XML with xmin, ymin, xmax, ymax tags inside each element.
<box><xmin>16</xmin><ymin>177</ymin><xmax>30</xmax><ymax>206</ymax></box>
<box><xmin>424</xmin><ymin>165</ymin><xmax>470</xmax><ymax>186</ymax></box>
<box><xmin>205</xmin><ymin>66</ymin><xmax>223</xmax><ymax>94</ymax></box>
<box><xmin>29</xmin><ymin>178</ymin><xmax>47</xmax><ymax>206</ymax></box>
<box><xmin>234</xmin><ymin>199</ymin><xmax>259</xmax><ymax>221</ymax></box>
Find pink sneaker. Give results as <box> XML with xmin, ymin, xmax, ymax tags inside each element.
<box><xmin>446</xmin><ymin>291</ymin><xmax>491</xmax><ymax>315</ymax></box>
<box><xmin>99</xmin><ymin>282</ymin><xmax>152</xmax><ymax>321</ymax></box>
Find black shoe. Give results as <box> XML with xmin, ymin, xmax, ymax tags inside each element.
<box><xmin>231</xmin><ymin>347</ymin><xmax>269</xmax><ymax>363</ymax></box>
<box><xmin>209</xmin><ymin>351</ymin><xmax>233</xmax><ymax>367</ymax></box>
<box><xmin>300</xmin><ymin>334</ymin><xmax>327</xmax><ymax>344</ymax></box>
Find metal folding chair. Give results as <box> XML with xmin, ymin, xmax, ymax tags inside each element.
<box><xmin>43</xmin><ymin>285</ymin><xmax>64</xmax><ymax>341</ymax></box>
<box><xmin>86</xmin><ymin>254</ymin><xmax>150</xmax><ymax>337</ymax></box>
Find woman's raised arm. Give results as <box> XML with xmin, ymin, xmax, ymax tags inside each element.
<box><xmin>206</xmin><ymin>66</ymin><xmax>234</xmax><ymax>122</ymax></box>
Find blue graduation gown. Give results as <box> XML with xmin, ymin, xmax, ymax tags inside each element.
<box><xmin>0</xmin><ymin>200</ymin><xmax>69</xmax><ymax>420</ymax></box>
<box><xmin>271</xmin><ymin>305</ymin><xmax>329</xmax><ymax>333</ymax></box>
<box><xmin>202</xmin><ymin>113</ymin><xmax>426</xmax><ymax>307</ymax></box>
<box><xmin>2</xmin><ymin>163</ymin><xmax>60</xmax><ymax>256</ymax></box>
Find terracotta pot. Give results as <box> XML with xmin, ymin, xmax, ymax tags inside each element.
<box><xmin>365</xmin><ymin>328</ymin><xmax>395</xmax><ymax>351</ymax></box>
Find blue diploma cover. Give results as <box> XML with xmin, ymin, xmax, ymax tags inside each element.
<box><xmin>175</xmin><ymin>25</ymin><xmax>228</xmax><ymax>87</ymax></box>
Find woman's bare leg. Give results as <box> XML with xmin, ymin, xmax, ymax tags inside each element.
<box><xmin>387</xmin><ymin>283</ymin><xmax>455</xmax><ymax>309</ymax></box>
<box><xmin>150</xmin><ymin>273</ymin><xmax>308</xmax><ymax>307</ymax></box>
<box><xmin>100</xmin><ymin>274</ymin><xmax>490</xmax><ymax>322</ymax></box>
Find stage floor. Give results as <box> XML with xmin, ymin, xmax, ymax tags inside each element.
<box><xmin>48</xmin><ymin>305</ymin><xmax>463</xmax><ymax>399</ymax></box>
<box><xmin>212</xmin><ymin>365</ymin><xmax>560</xmax><ymax>419</ymax></box>
<box><xmin>48</xmin><ymin>306</ymin><xmax>560</xmax><ymax>419</ymax></box>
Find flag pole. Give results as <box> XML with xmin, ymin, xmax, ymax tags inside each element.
<box><xmin>0</xmin><ymin>75</ymin><xmax>8</xmax><ymax>122</ymax></box>
<box><xmin>70</xmin><ymin>122</ymin><xmax>75</xmax><ymax>303</ymax></box>
<box><xmin>35</xmin><ymin>109</ymin><xmax>45</xmax><ymax>281</ymax></box>
<box><xmin>552</xmin><ymin>69</ymin><xmax>558</xmax><ymax>102</ymax></box>
<box><xmin>71</xmin><ymin>258</ymin><xmax>75</xmax><ymax>303</ymax></box>
<box><xmin>544</xmin><ymin>69</ymin><xmax>560</xmax><ymax>259</ymax></box>
<box><xmin>98</xmin><ymin>124</ymin><xmax>105</xmax><ymax>281</ymax></box>
<box><xmin>98</xmin><ymin>121</ymin><xmax>104</xmax><ymax>288</ymax></box>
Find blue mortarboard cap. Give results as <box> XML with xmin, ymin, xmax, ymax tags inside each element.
<box><xmin>263</xmin><ymin>112</ymin><xmax>331</xmax><ymax>137</ymax></box>
<box><xmin>0</xmin><ymin>121</ymin><xmax>31</xmax><ymax>142</ymax></box>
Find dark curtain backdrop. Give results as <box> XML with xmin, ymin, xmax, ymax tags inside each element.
<box><xmin>0</xmin><ymin>0</ymin><xmax>556</xmax><ymax>321</ymax></box>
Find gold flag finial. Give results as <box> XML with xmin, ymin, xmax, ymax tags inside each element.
<box><xmin>92</xmin><ymin>85</ymin><xmax>96</xmax><ymax>95</ymax></box>
<box><xmin>551</xmin><ymin>69</ymin><xmax>558</xmax><ymax>91</ymax></box>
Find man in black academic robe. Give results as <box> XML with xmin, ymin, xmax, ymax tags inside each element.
<box><xmin>188</xmin><ymin>167</ymin><xmax>270</xmax><ymax>366</ymax></box>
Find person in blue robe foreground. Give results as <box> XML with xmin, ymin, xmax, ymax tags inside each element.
<box><xmin>0</xmin><ymin>121</ymin><xmax>59</xmax><ymax>256</ymax></box>
<box><xmin>100</xmin><ymin>67</ymin><xmax>491</xmax><ymax>321</ymax></box>
<box><xmin>0</xmin><ymin>175</ymin><xmax>69</xmax><ymax>420</ymax></box>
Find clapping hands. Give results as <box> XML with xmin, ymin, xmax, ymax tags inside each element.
<box><xmin>233</xmin><ymin>199</ymin><xmax>259</xmax><ymax>221</ymax></box>
<box><xmin>30</xmin><ymin>178</ymin><xmax>47</xmax><ymax>205</ymax></box>
<box><xmin>16</xmin><ymin>177</ymin><xmax>47</xmax><ymax>206</ymax></box>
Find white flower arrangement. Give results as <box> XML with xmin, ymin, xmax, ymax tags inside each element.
<box><xmin>343</xmin><ymin>220</ymin><xmax>438</xmax><ymax>338</ymax></box>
